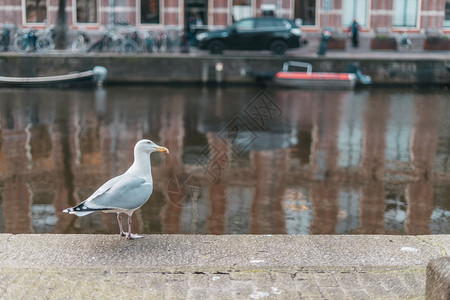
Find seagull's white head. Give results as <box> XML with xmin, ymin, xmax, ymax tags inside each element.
<box><xmin>135</xmin><ymin>139</ymin><xmax>169</xmax><ymax>154</ymax></box>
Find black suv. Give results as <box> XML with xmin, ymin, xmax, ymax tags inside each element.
<box><xmin>196</xmin><ymin>17</ymin><xmax>302</xmax><ymax>55</ymax></box>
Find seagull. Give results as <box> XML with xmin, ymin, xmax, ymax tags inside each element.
<box><xmin>63</xmin><ymin>139</ymin><xmax>169</xmax><ymax>239</ymax></box>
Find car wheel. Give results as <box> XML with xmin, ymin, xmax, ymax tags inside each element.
<box><xmin>270</xmin><ymin>40</ymin><xmax>288</xmax><ymax>55</ymax></box>
<box><xmin>208</xmin><ymin>40</ymin><xmax>224</xmax><ymax>54</ymax></box>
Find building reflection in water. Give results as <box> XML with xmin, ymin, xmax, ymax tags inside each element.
<box><xmin>0</xmin><ymin>87</ymin><xmax>448</xmax><ymax>235</ymax></box>
<box><xmin>359</xmin><ymin>91</ymin><xmax>389</xmax><ymax>234</ymax></box>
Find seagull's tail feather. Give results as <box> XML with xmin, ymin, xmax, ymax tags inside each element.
<box><xmin>62</xmin><ymin>204</ymin><xmax>95</xmax><ymax>217</ymax></box>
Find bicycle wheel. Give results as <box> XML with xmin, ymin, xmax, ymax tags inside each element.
<box><xmin>13</xmin><ymin>36</ymin><xmax>31</xmax><ymax>54</ymax></box>
<box><xmin>71</xmin><ymin>35</ymin><xmax>85</xmax><ymax>52</ymax></box>
<box><xmin>121</xmin><ymin>40</ymin><xmax>138</xmax><ymax>56</ymax></box>
<box><xmin>36</xmin><ymin>36</ymin><xmax>54</xmax><ymax>53</ymax></box>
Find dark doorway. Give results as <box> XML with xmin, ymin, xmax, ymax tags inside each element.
<box><xmin>185</xmin><ymin>0</ymin><xmax>208</xmax><ymax>28</ymax></box>
<box><xmin>294</xmin><ymin>0</ymin><xmax>316</xmax><ymax>26</ymax></box>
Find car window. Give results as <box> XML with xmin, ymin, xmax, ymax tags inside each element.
<box><xmin>235</xmin><ymin>19</ymin><xmax>255</xmax><ymax>32</ymax></box>
<box><xmin>282</xmin><ymin>19</ymin><xmax>296</xmax><ymax>27</ymax></box>
<box><xmin>255</xmin><ymin>18</ymin><xmax>290</xmax><ymax>31</ymax></box>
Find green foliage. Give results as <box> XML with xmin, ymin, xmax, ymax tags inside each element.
<box><xmin>374</xmin><ymin>35</ymin><xmax>394</xmax><ymax>40</ymax></box>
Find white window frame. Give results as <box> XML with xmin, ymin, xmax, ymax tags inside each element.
<box><xmin>392</xmin><ymin>0</ymin><xmax>420</xmax><ymax>28</ymax></box>
<box><xmin>294</xmin><ymin>0</ymin><xmax>319</xmax><ymax>28</ymax></box>
<box><xmin>137</xmin><ymin>0</ymin><xmax>164</xmax><ymax>27</ymax></box>
<box><xmin>444</xmin><ymin>0</ymin><xmax>450</xmax><ymax>27</ymax></box>
<box><xmin>72</xmin><ymin>0</ymin><xmax>100</xmax><ymax>26</ymax></box>
<box><xmin>342</xmin><ymin>0</ymin><xmax>369</xmax><ymax>27</ymax></box>
<box><xmin>22</xmin><ymin>0</ymin><xmax>50</xmax><ymax>26</ymax></box>
<box><xmin>231</xmin><ymin>0</ymin><xmax>253</xmax><ymax>22</ymax></box>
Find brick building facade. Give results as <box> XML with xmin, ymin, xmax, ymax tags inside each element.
<box><xmin>1</xmin><ymin>0</ymin><xmax>449</xmax><ymax>34</ymax></box>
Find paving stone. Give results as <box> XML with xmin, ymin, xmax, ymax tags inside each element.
<box><xmin>274</xmin><ymin>291</ymin><xmax>302</xmax><ymax>299</ymax></box>
<box><xmin>186</xmin><ymin>288</ymin><xmax>208</xmax><ymax>299</ymax></box>
<box><xmin>252</xmin><ymin>271</ymin><xmax>273</xmax><ymax>287</ymax></box>
<box><xmin>229</xmin><ymin>271</ymin><xmax>253</xmax><ymax>281</ymax></box>
<box><xmin>320</xmin><ymin>287</ymin><xmax>347</xmax><ymax>299</ymax></box>
<box><xmin>399</xmin><ymin>271</ymin><xmax>426</xmax><ymax>296</ymax></box>
<box><xmin>269</xmin><ymin>272</ymin><xmax>296</xmax><ymax>292</ymax></box>
<box><xmin>335</xmin><ymin>272</ymin><xmax>362</xmax><ymax>290</ymax></box>
<box><xmin>187</xmin><ymin>273</ymin><xmax>209</xmax><ymax>289</ymax></box>
<box><xmin>345</xmin><ymin>289</ymin><xmax>370</xmax><ymax>299</ymax></box>
<box><xmin>144</xmin><ymin>273</ymin><xmax>166</xmax><ymax>293</ymax></box>
<box><xmin>232</xmin><ymin>281</ymin><xmax>255</xmax><ymax>299</ymax></box>
<box><xmin>314</xmin><ymin>273</ymin><xmax>339</xmax><ymax>287</ymax></box>
<box><xmin>296</xmin><ymin>275</ymin><xmax>321</xmax><ymax>288</ymax></box>
<box><xmin>144</xmin><ymin>287</ymin><xmax>164</xmax><ymax>300</ymax></box>
<box><xmin>207</xmin><ymin>273</ymin><xmax>233</xmax><ymax>299</ymax></box>
<box><xmin>380</xmin><ymin>272</ymin><xmax>414</xmax><ymax>296</ymax></box>
<box><xmin>164</xmin><ymin>274</ymin><xmax>188</xmax><ymax>300</ymax></box>
<box><xmin>358</xmin><ymin>272</ymin><xmax>390</xmax><ymax>295</ymax></box>
<box><xmin>296</xmin><ymin>278</ymin><xmax>322</xmax><ymax>298</ymax></box>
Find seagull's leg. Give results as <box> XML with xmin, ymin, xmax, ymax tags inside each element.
<box><xmin>126</xmin><ymin>214</ymin><xmax>143</xmax><ymax>240</ymax></box>
<box><xmin>117</xmin><ymin>213</ymin><xmax>126</xmax><ymax>236</ymax></box>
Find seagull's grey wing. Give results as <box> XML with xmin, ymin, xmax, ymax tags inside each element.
<box><xmin>84</xmin><ymin>174</ymin><xmax>153</xmax><ymax>211</ymax></box>
<box><xmin>85</xmin><ymin>174</ymin><xmax>125</xmax><ymax>202</ymax></box>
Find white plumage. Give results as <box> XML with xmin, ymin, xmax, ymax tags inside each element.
<box><xmin>63</xmin><ymin>139</ymin><xmax>169</xmax><ymax>239</ymax></box>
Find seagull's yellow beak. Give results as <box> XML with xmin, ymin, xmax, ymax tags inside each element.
<box><xmin>156</xmin><ymin>146</ymin><xmax>169</xmax><ymax>153</ymax></box>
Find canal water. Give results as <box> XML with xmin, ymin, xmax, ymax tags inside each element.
<box><xmin>0</xmin><ymin>86</ymin><xmax>448</xmax><ymax>235</ymax></box>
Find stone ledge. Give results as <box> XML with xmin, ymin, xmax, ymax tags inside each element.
<box><xmin>0</xmin><ymin>234</ymin><xmax>448</xmax><ymax>269</ymax></box>
<box><xmin>0</xmin><ymin>234</ymin><xmax>448</xmax><ymax>299</ymax></box>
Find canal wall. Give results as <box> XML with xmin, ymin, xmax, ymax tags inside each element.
<box><xmin>0</xmin><ymin>53</ymin><xmax>449</xmax><ymax>86</ymax></box>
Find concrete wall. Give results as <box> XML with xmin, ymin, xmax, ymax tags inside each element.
<box><xmin>0</xmin><ymin>54</ymin><xmax>449</xmax><ymax>86</ymax></box>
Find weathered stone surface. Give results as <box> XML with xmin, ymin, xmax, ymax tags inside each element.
<box><xmin>0</xmin><ymin>234</ymin><xmax>448</xmax><ymax>299</ymax></box>
<box><xmin>0</xmin><ymin>234</ymin><xmax>444</xmax><ymax>269</ymax></box>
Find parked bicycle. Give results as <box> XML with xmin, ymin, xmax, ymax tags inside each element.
<box><xmin>126</xmin><ymin>28</ymin><xmax>157</xmax><ymax>54</ymax></box>
<box><xmin>38</xmin><ymin>26</ymin><xmax>55</xmax><ymax>49</ymax></box>
<box><xmin>0</xmin><ymin>24</ymin><xmax>14</xmax><ymax>51</ymax></box>
<box><xmin>137</xmin><ymin>30</ymin><xmax>156</xmax><ymax>53</ymax></box>
<box><xmin>155</xmin><ymin>29</ymin><xmax>181</xmax><ymax>53</ymax></box>
<box><xmin>13</xmin><ymin>28</ymin><xmax>54</xmax><ymax>54</ymax></box>
<box><xmin>71</xmin><ymin>28</ymin><xmax>90</xmax><ymax>52</ymax></box>
<box><xmin>397</xmin><ymin>32</ymin><xmax>412</xmax><ymax>50</ymax></box>
<box><xmin>87</xmin><ymin>27</ymin><xmax>138</xmax><ymax>55</ymax></box>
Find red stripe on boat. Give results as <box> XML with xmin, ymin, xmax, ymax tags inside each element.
<box><xmin>275</xmin><ymin>72</ymin><xmax>352</xmax><ymax>80</ymax></box>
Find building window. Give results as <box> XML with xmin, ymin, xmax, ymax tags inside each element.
<box><xmin>185</xmin><ymin>0</ymin><xmax>207</xmax><ymax>26</ymax></box>
<box><xmin>76</xmin><ymin>0</ymin><xmax>97</xmax><ymax>23</ymax></box>
<box><xmin>393</xmin><ymin>0</ymin><xmax>418</xmax><ymax>27</ymax></box>
<box><xmin>25</xmin><ymin>0</ymin><xmax>47</xmax><ymax>23</ymax></box>
<box><xmin>141</xmin><ymin>0</ymin><xmax>160</xmax><ymax>24</ymax></box>
<box><xmin>445</xmin><ymin>0</ymin><xmax>450</xmax><ymax>27</ymax></box>
<box><xmin>342</xmin><ymin>0</ymin><xmax>367</xmax><ymax>27</ymax></box>
<box><xmin>294</xmin><ymin>0</ymin><xmax>316</xmax><ymax>26</ymax></box>
<box><xmin>232</xmin><ymin>0</ymin><xmax>252</xmax><ymax>22</ymax></box>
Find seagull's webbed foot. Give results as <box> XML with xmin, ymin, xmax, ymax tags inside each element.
<box><xmin>127</xmin><ymin>233</ymin><xmax>143</xmax><ymax>240</ymax></box>
<box><xmin>118</xmin><ymin>232</ymin><xmax>143</xmax><ymax>239</ymax></box>
<box><xmin>124</xmin><ymin>215</ymin><xmax>143</xmax><ymax>240</ymax></box>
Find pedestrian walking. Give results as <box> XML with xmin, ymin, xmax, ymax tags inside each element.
<box><xmin>349</xmin><ymin>18</ymin><xmax>360</xmax><ymax>48</ymax></box>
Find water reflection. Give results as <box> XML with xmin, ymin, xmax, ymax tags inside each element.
<box><xmin>0</xmin><ymin>86</ymin><xmax>449</xmax><ymax>235</ymax></box>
